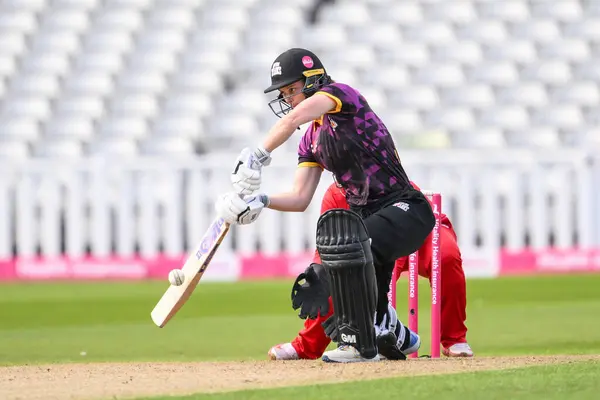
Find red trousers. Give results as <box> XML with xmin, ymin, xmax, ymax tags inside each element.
<box><xmin>291</xmin><ymin>224</ymin><xmax>468</xmax><ymax>359</ymax></box>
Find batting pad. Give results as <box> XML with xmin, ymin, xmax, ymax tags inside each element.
<box><xmin>316</xmin><ymin>208</ymin><xmax>378</xmax><ymax>359</ymax></box>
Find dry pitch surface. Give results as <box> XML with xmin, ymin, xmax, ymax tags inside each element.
<box><xmin>1</xmin><ymin>355</ymin><xmax>599</xmax><ymax>400</ymax></box>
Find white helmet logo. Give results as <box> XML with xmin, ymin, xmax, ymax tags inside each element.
<box><xmin>271</xmin><ymin>62</ymin><xmax>282</xmax><ymax>77</ymax></box>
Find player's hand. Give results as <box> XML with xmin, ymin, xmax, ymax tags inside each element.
<box><xmin>231</xmin><ymin>147</ymin><xmax>271</xmax><ymax>195</ymax></box>
<box><xmin>291</xmin><ymin>263</ymin><xmax>330</xmax><ymax>319</ymax></box>
<box><xmin>215</xmin><ymin>192</ymin><xmax>269</xmax><ymax>225</ymax></box>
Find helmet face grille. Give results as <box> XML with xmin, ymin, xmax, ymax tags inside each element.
<box><xmin>266</xmin><ymin>73</ymin><xmax>332</xmax><ymax>118</ymax></box>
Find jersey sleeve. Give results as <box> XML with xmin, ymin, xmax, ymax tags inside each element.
<box><xmin>297</xmin><ymin>128</ymin><xmax>321</xmax><ymax>168</ymax></box>
<box><xmin>315</xmin><ymin>83</ymin><xmax>359</xmax><ymax>115</ymax></box>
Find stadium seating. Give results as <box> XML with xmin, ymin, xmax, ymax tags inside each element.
<box><xmin>0</xmin><ymin>0</ymin><xmax>598</xmax><ymax>159</ymax></box>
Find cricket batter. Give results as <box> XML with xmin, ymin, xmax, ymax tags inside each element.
<box><xmin>215</xmin><ymin>48</ymin><xmax>435</xmax><ymax>363</ymax></box>
<box><xmin>268</xmin><ymin>182</ymin><xmax>474</xmax><ymax>360</ymax></box>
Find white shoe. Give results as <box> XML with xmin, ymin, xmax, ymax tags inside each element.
<box><xmin>322</xmin><ymin>345</ymin><xmax>381</xmax><ymax>363</ymax></box>
<box><xmin>443</xmin><ymin>342</ymin><xmax>474</xmax><ymax>358</ymax></box>
<box><xmin>401</xmin><ymin>329</ymin><xmax>421</xmax><ymax>356</ymax></box>
<box><xmin>268</xmin><ymin>343</ymin><xmax>299</xmax><ymax>360</ymax></box>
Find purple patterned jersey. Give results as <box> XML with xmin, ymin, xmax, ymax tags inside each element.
<box><xmin>297</xmin><ymin>83</ymin><xmax>412</xmax><ymax>207</ymax></box>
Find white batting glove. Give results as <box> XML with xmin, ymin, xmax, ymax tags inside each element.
<box><xmin>215</xmin><ymin>192</ymin><xmax>270</xmax><ymax>225</ymax></box>
<box><xmin>231</xmin><ymin>147</ymin><xmax>272</xmax><ymax>195</ymax></box>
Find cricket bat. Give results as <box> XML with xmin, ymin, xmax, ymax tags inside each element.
<box><xmin>151</xmin><ymin>216</ymin><xmax>230</xmax><ymax>328</ymax></box>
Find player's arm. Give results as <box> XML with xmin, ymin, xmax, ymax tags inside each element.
<box><xmin>267</xmin><ymin>166</ymin><xmax>322</xmax><ymax>212</ymax></box>
<box><xmin>262</xmin><ymin>95</ymin><xmax>336</xmax><ymax>152</ymax></box>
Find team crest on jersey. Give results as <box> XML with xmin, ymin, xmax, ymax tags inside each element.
<box><xmin>328</xmin><ymin>116</ymin><xmax>338</xmax><ymax>130</ymax></box>
<box><xmin>271</xmin><ymin>62</ymin><xmax>282</xmax><ymax>77</ymax></box>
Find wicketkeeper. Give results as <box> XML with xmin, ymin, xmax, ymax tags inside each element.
<box><xmin>268</xmin><ymin>182</ymin><xmax>474</xmax><ymax>360</ymax></box>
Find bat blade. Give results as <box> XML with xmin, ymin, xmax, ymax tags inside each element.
<box><xmin>150</xmin><ymin>216</ymin><xmax>230</xmax><ymax>328</ymax></box>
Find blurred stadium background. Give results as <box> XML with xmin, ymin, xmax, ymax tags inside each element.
<box><xmin>0</xmin><ymin>0</ymin><xmax>598</xmax><ymax>281</ymax></box>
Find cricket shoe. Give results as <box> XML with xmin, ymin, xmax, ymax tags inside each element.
<box><xmin>267</xmin><ymin>343</ymin><xmax>299</xmax><ymax>360</ymax></box>
<box><xmin>400</xmin><ymin>328</ymin><xmax>421</xmax><ymax>357</ymax></box>
<box><xmin>322</xmin><ymin>345</ymin><xmax>381</xmax><ymax>363</ymax></box>
<box><xmin>443</xmin><ymin>343</ymin><xmax>474</xmax><ymax>358</ymax></box>
<box><xmin>376</xmin><ymin>331</ymin><xmax>406</xmax><ymax>360</ymax></box>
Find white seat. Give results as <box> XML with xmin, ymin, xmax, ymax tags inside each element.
<box><xmin>563</xmin><ymin>18</ymin><xmax>600</xmax><ymax>41</ymax></box>
<box><xmin>140</xmin><ymin>136</ymin><xmax>196</xmax><ymax>156</ymax></box>
<box><xmin>0</xmin><ymin>118</ymin><xmax>40</xmax><ymax>141</ymax></box>
<box><xmin>356</xmin><ymin>88</ymin><xmax>387</xmax><ymax>112</ymax></box>
<box><xmin>413</xmin><ymin>64</ymin><xmax>464</xmax><ymax>87</ymax></box>
<box><xmin>403</xmin><ymin>22</ymin><xmax>455</xmax><ymax>44</ymax></box>
<box><xmin>104</xmin><ymin>0</ymin><xmax>151</xmax><ymax>9</ymax></box>
<box><xmin>530</xmin><ymin>1</ymin><xmax>582</xmax><ymax>21</ymax></box>
<box><xmin>152</xmin><ymin>115</ymin><xmax>203</xmax><ymax>138</ymax></box>
<box><xmin>381</xmin><ymin>110</ymin><xmax>422</xmax><ymax>134</ymax></box>
<box><xmin>170</xmin><ymin>71</ymin><xmax>224</xmax><ymax>95</ymax></box>
<box><xmin>55</xmin><ymin>95</ymin><xmax>105</xmax><ymax>119</ymax></box>
<box><xmin>207</xmin><ymin>114</ymin><xmax>259</xmax><ymax>139</ymax></box>
<box><xmin>0</xmin><ymin>55</ymin><xmax>17</xmax><ymax>78</ymax></box>
<box><xmin>116</xmin><ymin>71</ymin><xmax>167</xmax><ymax>94</ymax></box>
<box><xmin>479</xmin><ymin>106</ymin><xmax>529</xmax><ymax>130</ymax></box>
<box><xmin>53</xmin><ymin>0</ymin><xmax>100</xmax><ymax>10</ymax></box>
<box><xmin>456</xmin><ymin>20</ymin><xmax>508</xmax><ymax>43</ymax></box>
<box><xmin>550</xmin><ymin>82</ymin><xmax>600</xmax><ymax>105</ymax></box>
<box><xmin>251</xmin><ymin>6</ymin><xmax>305</xmax><ymax>28</ymax></box>
<box><xmin>0</xmin><ymin>96</ymin><xmax>51</xmax><ymax>121</ymax></box>
<box><xmin>327</xmin><ymin>68</ymin><xmax>358</xmax><ymax>87</ymax></box>
<box><xmin>579</xmin><ymin>130</ymin><xmax>600</xmax><ymax>147</ymax></box>
<box><xmin>510</xmin><ymin>20</ymin><xmax>560</xmax><ymax>42</ymax></box>
<box><xmin>127</xmin><ymin>50</ymin><xmax>177</xmax><ymax>73</ymax></box>
<box><xmin>146</xmin><ymin>7</ymin><xmax>195</xmax><ymax>30</ymax></box>
<box><xmin>505</xmin><ymin>128</ymin><xmax>561</xmax><ymax>148</ymax></box>
<box><xmin>0</xmin><ymin>11</ymin><xmax>37</xmax><ymax>34</ymax></box>
<box><xmin>538</xmin><ymin>40</ymin><xmax>591</xmax><ymax>62</ymax></box>
<box><xmin>39</xmin><ymin>9</ymin><xmax>90</xmax><ymax>33</ymax></box>
<box><xmin>496</xmin><ymin>83</ymin><xmax>548</xmax><ymax>107</ymax></box>
<box><xmin>453</xmin><ymin>128</ymin><xmax>506</xmax><ymax>148</ymax></box>
<box><xmin>9</xmin><ymin>74</ymin><xmax>60</xmax><ymax>98</ymax></box>
<box><xmin>422</xmin><ymin>1</ymin><xmax>475</xmax><ymax>23</ymax></box>
<box><xmin>378</xmin><ymin>43</ymin><xmax>429</xmax><ymax>66</ymax></box>
<box><xmin>44</xmin><ymin>117</ymin><xmax>95</xmax><ymax>140</ymax></box>
<box><xmin>21</xmin><ymin>53</ymin><xmax>70</xmax><ymax>76</ymax></box>
<box><xmin>389</xmin><ymin>86</ymin><xmax>439</xmax><ymax>109</ymax></box>
<box><xmin>181</xmin><ymin>51</ymin><xmax>232</xmax><ymax>73</ymax></box>
<box><xmin>298</xmin><ymin>25</ymin><xmax>347</xmax><ymax>51</ymax></box>
<box><xmin>475</xmin><ymin>0</ymin><xmax>529</xmax><ymax>21</ymax></box>
<box><xmin>99</xmin><ymin>117</ymin><xmax>148</xmax><ymax>138</ymax></box>
<box><xmin>95</xmin><ymin>9</ymin><xmax>144</xmax><ymax>32</ymax></box>
<box><xmin>87</xmin><ymin>137</ymin><xmax>139</xmax><ymax>156</ymax></box>
<box><xmin>3</xmin><ymin>0</ymin><xmax>48</xmax><ymax>12</ymax></box>
<box><xmin>430</xmin><ymin>41</ymin><xmax>482</xmax><ymax>65</ymax></box>
<box><xmin>244</xmin><ymin>29</ymin><xmax>296</xmax><ymax>51</ymax></box>
<box><xmin>0</xmin><ymin>138</ymin><xmax>30</xmax><ymax>159</ymax></box>
<box><xmin>441</xmin><ymin>85</ymin><xmax>494</xmax><ymax>108</ymax></box>
<box><xmin>33</xmin><ymin>139</ymin><xmax>84</xmax><ymax>158</ymax></box>
<box><xmin>360</xmin><ymin>65</ymin><xmax>409</xmax><ymax>90</ymax></box>
<box><xmin>573</xmin><ymin>62</ymin><xmax>600</xmax><ymax>81</ymax></box>
<box><xmin>216</xmin><ymin>89</ymin><xmax>265</xmax><ymax>116</ymax></box>
<box><xmin>327</xmin><ymin>46</ymin><xmax>376</xmax><ymax>68</ymax></box>
<box><xmin>347</xmin><ymin>24</ymin><xmax>401</xmax><ymax>48</ymax></box>
<box><xmin>531</xmin><ymin>106</ymin><xmax>583</xmax><ymax>129</ymax></box>
<box><xmin>319</xmin><ymin>3</ymin><xmax>371</xmax><ymax>26</ymax></box>
<box><xmin>109</xmin><ymin>94</ymin><xmax>158</xmax><ymax>118</ymax></box>
<box><xmin>200</xmin><ymin>6</ymin><xmax>249</xmax><ymax>29</ymax></box>
<box><xmin>74</xmin><ymin>51</ymin><xmax>123</xmax><ymax>74</ymax></box>
<box><xmin>0</xmin><ymin>32</ymin><xmax>27</xmax><ymax>57</ymax></box>
<box><xmin>484</xmin><ymin>41</ymin><xmax>537</xmax><ymax>63</ymax></box>
<box><xmin>30</xmin><ymin>31</ymin><xmax>80</xmax><ymax>55</ymax></box>
<box><xmin>189</xmin><ymin>28</ymin><xmax>241</xmax><ymax>53</ymax></box>
<box><xmin>371</xmin><ymin>3</ymin><xmax>423</xmax><ymax>25</ymax></box>
<box><xmin>468</xmin><ymin>62</ymin><xmax>519</xmax><ymax>85</ymax></box>
<box><xmin>63</xmin><ymin>72</ymin><xmax>115</xmax><ymax>96</ymax></box>
<box><xmin>425</xmin><ymin>108</ymin><xmax>475</xmax><ymax>130</ymax></box>
<box><xmin>521</xmin><ymin>61</ymin><xmax>572</xmax><ymax>84</ymax></box>
<box><xmin>83</xmin><ymin>31</ymin><xmax>133</xmax><ymax>54</ymax></box>
<box><xmin>162</xmin><ymin>93</ymin><xmax>213</xmax><ymax>118</ymax></box>
<box><xmin>135</xmin><ymin>29</ymin><xmax>186</xmax><ymax>53</ymax></box>
<box><xmin>232</xmin><ymin>50</ymin><xmax>276</xmax><ymax>74</ymax></box>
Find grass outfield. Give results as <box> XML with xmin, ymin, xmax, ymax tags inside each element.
<box><xmin>1</xmin><ymin>274</ymin><xmax>600</xmax><ymax>365</ymax></box>
<box><xmin>142</xmin><ymin>361</ymin><xmax>600</xmax><ymax>400</ymax></box>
